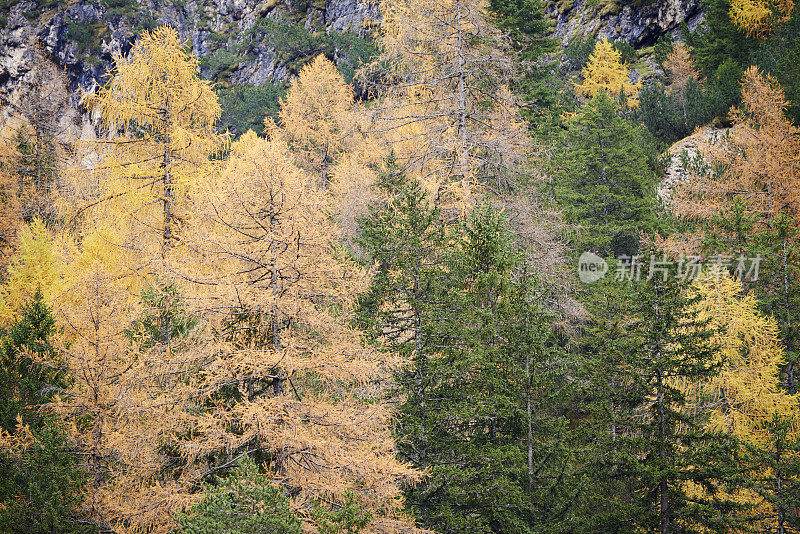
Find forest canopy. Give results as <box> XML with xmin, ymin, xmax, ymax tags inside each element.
<box><xmin>0</xmin><ymin>0</ymin><xmax>799</xmax><ymax>532</ymax></box>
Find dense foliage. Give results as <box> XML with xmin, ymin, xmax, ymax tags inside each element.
<box><xmin>1</xmin><ymin>0</ymin><xmax>800</xmax><ymax>531</ymax></box>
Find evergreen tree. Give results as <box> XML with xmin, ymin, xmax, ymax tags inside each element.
<box><xmin>553</xmin><ymin>91</ymin><xmax>660</xmax><ymax>257</ymax></box>
<box><xmin>361</xmin><ymin>199</ymin><xmax>577</xmax><ymax>533</ymax></box>
<box><xmin>743</xmin><ymin>414</ymin><xmax>800</xmax><ymax>532</ymax></box>
<box><xmin>177</xmin><ymin>456</ymin><xmax>301</xmax><ymax>534</ymax></box>
<box><xmin>0</xmin><ymin>292</ymin><xmax>90</xmax><ymax>533</ymax></box>
<box><xmin>0</xmin><ymin>289</ymin><xmax>65</xmax><ymax>431</ymax></box>
<box><xmin>486</xmin><ymin>0</ymin><xmax>559</xmax><ymax>123</ymax></box>
<box><xmin>577</xmin><ymin>258</ymin><xmax>742</xmax><ymax>533</ymax></box>
<box><xmin>356</xmin><ymin>154</ymin><xmax>446</xmax><ymax>356</ymax></box>
<box><xmin>637</xmin><ymin>79</ymin><xmax>720</xmax><ymax>144</ymax></box>
<box><xmin>572</xmin><ymin>278</ymin><xmax>646</xmax><ymax>533</ymax></box>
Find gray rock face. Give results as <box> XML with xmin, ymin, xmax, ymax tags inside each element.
<box><xmin>0</xmin><ymin>0</ymin><xmax>378</xmax><ymax>101</ymax></box>
<box><xmin>325</xmin><ymin>0</ymin><xmax>378</xmax><ymax>32</ymax></box>
<box><xmin>0</xmin><ymin>0</ymin><xmax>701</xmax><ymax>131</ymax></box>
<box><xmin>548</xmin><ymin>0</ymin><xmax>705</xmax><ymax>46</ymax></box>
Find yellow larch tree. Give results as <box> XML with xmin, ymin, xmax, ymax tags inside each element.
<box><xmin>367</xmin><ymin>0</ymin><xmax>530</xmax><ymax>216</ymax></box>
<box><xmin>687</xmin><ymin>271</ymin><xmax>795</xmax><ymax>443</ymax></box>
<box><xmin>181</xmin><ymin>131</ymin><xmax>422</xmax><ymax>531</ymax></box>
<box><xmin>681</xmin><ymin>270</ymin><xmax>800</xmax><ymax>531</ymax></box>
<box><xmin>279</xmin><ymin>55</ymin><xmax>357</xmax><ymax>180</ymax></box>
<box><xmin>0</xmin><ymin>219</ymin><xmax>64</xmax><ymax>326</ymax></box>
<box><xmin>0</xmin><ymin>130</ymin><xmax>27</xmax><ymax>266</ymax></box>
<box><xmin>669</xmin><ymin>66</ymin><xmax>800</xmax><ymax>399</ymax></box>
<box><xmin>664</xmin><ymin>43</ymin><xmax>702</xmax><ymax>97</ymax></box>
<box><xmin>729</xmin><ymin>0</ymin><xmax>795</xmax><ymax>37</ymax></box>
<box><xmin>671</xmin><ymin>66</ymin><xmax>800</xmax><ymax>232</ymax></box>
<box><xmin>1</xmin><ymin>41</ymin><xmax>71</xmax><ymax>224</ymax></box>
<box><xmin>574</xmin><ymin>38</ymin><xmax>641</xmax><ymax>108</ymax></box>
<box><xmin>37</xmin><ymin>26</ymin><xmax>226</xmax><ymax>533</ymax></box>
<box><xmin>50</xmin><ymin>231</ymin><xmax>205</xmax><ymax>533</ymax></box>
<box><xmin>0</xmin><ymin>44</ymin><xmax>71</xmax><ymax>266</ymax></box>
<box><xmin>277</xmin><ymin>55</ymin><xmax>383</xmax><ymax>239</ymax></box>
<box><xmin>77</xmin><ymin>25</ymin><xmax>224</xmax><ymax>258</ymax></box>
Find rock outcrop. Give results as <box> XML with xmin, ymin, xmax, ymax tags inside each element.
<box><xmin>0</xmin><ymin>0</ymin><xmax>378</xmax><ymax>108</ymax></box>
<box><xmin>548</xmin><ymin>0</ymin><xmax>704</xmax><ymax>46</ymax></box>
<box><xmin>0</xmin><ymin>0</ymin><xmax>704</xmax><ymax>134</ymax></box>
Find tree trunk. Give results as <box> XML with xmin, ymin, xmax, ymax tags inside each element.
<box><xmin>162</xmin><ymin>103</ymin><xmax>173</xmax><ymax>256</ymax></box>
<box><xmin>658</xmin><ymin>366</ymin><xmax>670</xmax><ymax>534</ymax></box>
<box><xmin>456</xmin><ymin>0</ymin><xmax>467</xmax><ymax>178</ymax></box>
<box><xmin>526</xmin><ymin>344</ymin><xmax>534</xmax><ymax>512</ymax></box>
<box><xmin>781</xmin><ymin>238</ymin><xmax>795</xmax><ymax>394</ymax></box>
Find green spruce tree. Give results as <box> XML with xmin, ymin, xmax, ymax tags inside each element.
<box><xmin>553</xmin><ymin>91</ymin><xmax>661</xmax><ymax>257</ymax></box>
<box><xmin>0</xmin><ymin>291</ymin><xmax>92</xmax><ymax>534</ymax></box>
<box><xmin>576</xmin><ymin>257</ymin><xmax>743</xmax><ymax>533</ymax></box>
<box><xmin>177</xmin><ymin>456</ymin><xmax>301</xmax><ymax>534</ymax></box>
<box><xmin>360</xmin><ymin>199</ymin><xmax>577</xmax><ymax>533</ymax></box>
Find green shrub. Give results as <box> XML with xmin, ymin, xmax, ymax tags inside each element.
<box><xmin>177</xmin><ymin>456</ymin><xmax>301</xmax><ymax>534</ymax></box>
<box><xmin>611</xmin><ymin>39</ymin><xmax>636</xmax><ymax>65</ymax></box>
<box><xmin>653</xmin><ymin>33</ymin><xmax>674</xmax><ymax>68</ymax></box>
<box><xmin>217</xmin><ymin>83</ymin><xmax>286</xmax><ymax>138</ymax></box>
<box><xmin>313</xmin><ymin>491</ymin><xmax>372</xmax><ymax>534</ymax></box>
<box><xmin>67</xmin><ymin>21</ymin><xmax>110</xmax><ymax>51</ymax></box>
<box><xmin>564</xmin><ymin>35</ymin><xmax>597</xmax><ymax>71</ymax></box>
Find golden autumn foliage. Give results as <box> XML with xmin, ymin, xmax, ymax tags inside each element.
<box><xmin>21</xmin><ymin>28</ymin><xmax>423</xmax><ymax>533</ymax></box>
<box><xmin>681</xmin><ymin>270</ymin><xmax>800</xmax><ymax>528</ymax></box>
<box><xmin>280</xmin><ymin>55</ymin><xmax>357</xmax><ymax>177</ymax></box>
<box><xmin>664</xmin><ymin>43</ymin><xmax>702</xmax><ymax>98</ymax></box>
<box><xmin>77</xmin><ymin>26</ymin><xmax>224</xmax><ymax>257</ymax></box>
<box><xmin>574</xmin><ymin>38</ymin><xmax>641</xmax><ymax>108</ymax></box>
<box><xmin>277</xmin><ymin>55</ymin><xmax>383</xmax><ymax>238</ymax></box>
<box><xmin>671</xmin><ymin>66</ymin><xmax>800</xmax><ymax>233</ymax></box>
<box><xmin>370</xmin><ymin>0</ymin><xmax>530</xmax><ymax>215</ymax></box>
<box><xmin>0</xmin><ymin>46</ymin><xmax>71</xmax><ymax>267</ymax></box>
<box><xmin>686</xmin><ymin>271</ymin><xmax>796</xmax><ymax>444</ymax></box>
<box><xmin>730</xmin><ymin>0</ymin><xmax>795</xmax><ymax>37</ymax></box>
<box><xmin>181</xmin><ymin>131</ymin><xmax>420</xmax><ymax>527</ymax></box>
<box><xmin>0</xmin><ymin>130</ymin><xmax>27</xmax><ymax>263</ymax></box>
<box><xmin>0</xmin><ymin>219</ymin><xmax>63</xmax><ymax>326</ymax></box>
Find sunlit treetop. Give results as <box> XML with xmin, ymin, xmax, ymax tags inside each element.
<box><xmin>85</xmin><ymin>26</ymin><xmax>222</xmax><ymax>150</ymax></box>
<box><xmin>76</xmin><ymin>26</ymin><xmax>225</xmax><ymax>256</ymax></box>
<box><xmin>574</xmin><ymin>38</ymin><xmax>641</xmax><ymax>108</ymax></box>
<box><xmin>729</xmin><ymin>0</ymin><xmax>795</xmax><ymax>38</ymax></box>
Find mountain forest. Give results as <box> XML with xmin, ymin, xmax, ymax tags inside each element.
<box><xmin>0</xmin><ymin>0</ymin><xmax>799</xmax><ymax>531</ymax></box>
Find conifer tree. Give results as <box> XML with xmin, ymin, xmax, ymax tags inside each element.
<box><xmin>553</xmin><ymin>91</ymin><xmax>660</xmax><ymax>256</ymax></box>
<box><xmin>361</xmin><ymin>199</ymin><xmax>576</xmax><ymax>532</ymax></box>
<box><xmin>177</xmin><ymin>457</ymin><xmax>301</xmax><ymax>534</ymax></box>
<box><xmin>0</xmin><ymin>290</ymin><xmax>65</xmax><ymax>431</ymax></box>
<box><xmin>45</xmin><ymin>28</ymin><xmax>228</xmax><ymax>531</ymax></box>
<box><xmin>0</xmin><ymin>41</ymin><xmax>70</xmax><ymax>230</ymax></box>
<box><xmin>574</xmin><ymin>38</ymin><xmax>641</xmax><ymax>108</ymax></box>
<box><xmin>0</xmin><ymin>219</ymin><xmax>63</xmax><ymax>326</ymax></box>
<box><xmin>366</xmin><ymin>0</ymin><xmax>530</xmax><ymax>208</ymax></box>
<box><xmin>0</xmin><ymin>293</ymin><xmax>90</xmax><ymax>534</ymax></box>
<box><xmin>680</xmin><ymin>271</ymin><xmax>800</xmax><ymax>531</ymax></box>
<box><xmin>356</xmin><ymin>155</ymin><xmax>446</xmax><ymax>357</ymax></box>
<box><xmin>578</xmin><ymin>258</ymin><xmax>741</xmax><ymax>533</ymax></box>
<box><xmin>279</xmin><ymin>54</ymin><xmax>357</xmax><ymax>182</ymax></box>
<box><xmin>77</xmin><ymin>26</ymin><xmax>224</xmax><ymax>257</ymax></box>
<box><xmin>277</xmin><ymin>55</ymin><xmax>383</xmax><ymax>240</ymax></box>
<box><xmin>729</xmin><ymin>0</ymin><xmax>795</xmax><ymax>37</ymax></box>
<box><xmin>671</xmin><ymin>66</ymin><xmax>800</xmax><ymax>391</ymax></box>
<box><xmin>181</xmin><ymin>131</ymin><xmax>421</xmax><ymax>531</ymax></box>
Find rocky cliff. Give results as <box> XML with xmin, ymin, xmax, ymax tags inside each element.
<box><xmin>547</xmin><ymin>0</ymin><xmax>704</xmax><ymax>47</ymax></box>
<box><xmin>0</xmin><ymin>0</ymin><xmax>704</xmax><ymax>134</ymax></box>
<box><xmin>0</xmin><ymin>0</ymin><xmax>377</xmax><ymax>128</ymax></box>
